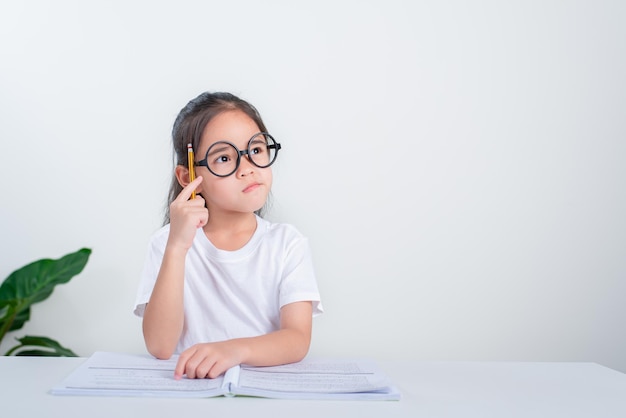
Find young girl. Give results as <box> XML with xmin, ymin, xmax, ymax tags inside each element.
<box><xmin>134</xmin><ymin>92</ymin><xmax>323</xmax><ymax>379</ymax></box>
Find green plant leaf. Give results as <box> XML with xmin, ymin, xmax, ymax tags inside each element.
<box><xmin>0</xmin><ymin>303</ymin><xmax>9</xmax><ymax>322</ymax></box>
<box><xmin>13</xmin><ymin>350</ymin><xmax>64</xmax><ymax>356</ymax></box>
<box><xmin>5</xmin><ymin>335</ymin><xmax>78</xmax><ymax>356</ymax></box>
<box><xmin>0</xmin><ymin>303</ymin><xmax>30</xmax><ymax>342</ymax></box>
<box><xmin>0</xmin><ymin>302</ymin><xmax>17</xmax><ymax>342</ymax></box>
<box><xmin>0</xmin><ymin>248</ymin><xmax>91</xmax><ymax>345</ymax></box>
<box><xmin>0</xmin><ymin>248</ymin><xmax>91</xmax><ymax>305</ymax></box>
<box><xmin>8</xmin><ymin>307</ymin><xmax>30</xmax><ymax>331</ymax></box>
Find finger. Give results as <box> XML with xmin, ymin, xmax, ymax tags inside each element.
<box><xmin>185</xmin><ymin>354</ymin><xmax>207</xmax><ymax>379</ymax></box>
<box><xmin>184</xmin><ymin>194</ymin><xmax>206</xmax><ymax>209</ymax></box>
<box><xmin>174</xmin><ymin>356</ymin><xmax>187</xmax><ymax>380</ymax></box>
<box><xmin>174</xmin><ymin>347</ymin><xmax>195</xmax><ymax>380</ymax></box>
<box><xmin>197</xmin><ymin>358</ymin><xmax>218</xmax><ymax>379</ymax></box>
<box><xmin>208</xmin><ymin>361</ymin><xmax>228</xmax><ymax>379</ymax></box>
<box><xmin>197</xmin><ymin>207</ymin><xmax>209</xmax><ymax>228</ymax></box>
<box><xmin>174</xmin><ymin>360</ymin><xmax>185</xmax><ymax>380</ymax></box>
<box><xmin>176</xmin><ymin>176</ymin><xmax>203</xmax><ymax>202</ymax></box>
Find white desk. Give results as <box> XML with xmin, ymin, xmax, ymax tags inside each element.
<box><xmin>2</xmin><ymin>356</ymin><xmax>626</xmax><ymax>417</ymax></box>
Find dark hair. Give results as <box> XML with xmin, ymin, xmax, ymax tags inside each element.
<box><xmin>164</xmin><ymin>92</ymin><xmax>269</xmax><ymax>224</ymax></box>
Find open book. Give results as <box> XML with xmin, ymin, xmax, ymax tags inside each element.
<box><xmin>51</xmin><ymin>351</ymin><xmax>400</xmax><ymax>400</ymax></box>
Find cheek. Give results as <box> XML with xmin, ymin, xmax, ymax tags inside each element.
<box><xmin>201</xmin><ymin>180</ymin><xmax>224</xmax><ymax>198</ymax></box>
<box><xmin>264</xmin><ymin>168</ymin><xmax>273</xmax><ymax>187</ymax></box>
<box><xmin>196</xmin><ymin>177</ymin><xmax>223</xmax><ymax>200</ymax></box>
<box><xmin>196</xmin><ymin>177</ymin><xmax>213</xmax><ymax>195</ymax></box>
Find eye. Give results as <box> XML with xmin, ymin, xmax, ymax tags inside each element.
<box><xmin>214</xmin><ymin>154</ymin><xmax>232</xmax><ymax>164</ymax></box>
<box><xmin>249</xmin><ymin>139</ymin><xmax>266</xmax><ymax>155</ymax></box>
<box><xmin>206</xmin><ymin>142</ymin><xmax>237</xmax><ymax>167</ymax></box>
<box><xmin>250</xmin><ymin>146</ymin><xmax>264</xmax><ymax>155</ymax></box>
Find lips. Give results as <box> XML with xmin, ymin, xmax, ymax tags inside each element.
<box><xmin>243</xmin><ymin>182</ymin><xmax>261</xmax><ymax>193</ymax></box>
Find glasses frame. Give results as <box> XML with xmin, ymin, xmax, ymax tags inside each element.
<box><xmin>195</xmin><ymin>132</ymin><xmax>282</xmax><ymax>178</ymax></box>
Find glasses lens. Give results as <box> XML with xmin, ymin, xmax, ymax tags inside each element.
<box><xmin>206</xmin><ymin>142</ymin><xmax>239</xmax><ymax>176</ymax></box>
<box><xmin>248</xmin><ymin>133</ymin><xmax>278</xmax><ymax>168</ymax></box>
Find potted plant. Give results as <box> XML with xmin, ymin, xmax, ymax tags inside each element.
<box><xmin>0</xmin><ymin>248</ymin><xmax>91</xmax><ymax>356</ymax></box>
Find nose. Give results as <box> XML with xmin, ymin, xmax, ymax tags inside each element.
<box><xmin>237</xmin><ymin>154</ymin><xmax>255</xmax><ymax>177</ymax></box>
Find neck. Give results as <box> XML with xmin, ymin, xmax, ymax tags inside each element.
<box><xmin>203</xmin><ymin>212</ymin><xmax>258</xmax><ymax>251</ymax></box>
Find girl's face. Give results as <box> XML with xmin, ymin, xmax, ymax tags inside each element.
<box><xmin>194</xmin><ymin>109</ymin><xmax>273</xmax><ymax>216</ymax></box>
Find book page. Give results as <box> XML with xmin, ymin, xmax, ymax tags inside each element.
<box><xmin>52</xmin><ymin>351</ymin><xmax>224</xmax><ymax>396</ymax></box>
<box><xmin>238</xmin><ymin>358</ymin><xmax>391</xmax><ymax>394</ymax></box>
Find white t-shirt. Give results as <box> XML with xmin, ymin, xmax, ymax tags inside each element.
<box><xmin>134</xmin><ymin>215</ymin><xmax>323</xmax><ymax>354</ymax></box>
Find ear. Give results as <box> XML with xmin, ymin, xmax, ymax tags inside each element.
<box><xmin>175</xmin><ymin>165</ymin><xmax>203</xmax><ymax>194</ymax></box>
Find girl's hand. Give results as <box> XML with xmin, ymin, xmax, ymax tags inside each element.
<box><xmin>174</xmin><ymin>341</ymin><xmax>245</xmax><ymax>379</ymax></box>
<box><xmin>167</xmin><ymin>176</ymin><xmax>208</xmax><ymax>251</ymax></box>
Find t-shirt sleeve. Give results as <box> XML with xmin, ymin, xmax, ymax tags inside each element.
<box><xmin>278</xmin><ymin>237</ymin><xmax>323</xmax><ymax>316</ymax></box>
<box><xmin>133</xmin><ymin>230</ymin><xmax>167</xmax><ymax>317</ymax></box>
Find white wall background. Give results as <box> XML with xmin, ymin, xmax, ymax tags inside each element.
<box><xmin>1</xmin><ymin>1</ymin><xmax>625</xmax><ymax>371</ymax></box>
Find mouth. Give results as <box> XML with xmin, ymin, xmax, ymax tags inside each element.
<box><xmin>242</xmin><ymin>182</ymin><xmax>262</xmax><ymax>193</ymax></box>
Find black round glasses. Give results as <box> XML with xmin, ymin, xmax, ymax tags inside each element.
<box><xmin>195</xmin><ymin>132</ymin><xmax>282</xmax><ymax>177</ymax></box>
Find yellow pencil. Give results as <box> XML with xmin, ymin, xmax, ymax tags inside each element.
<box><xmin>187</xmin><ymin>143</ymin><xmax>196</xmax><ymax>199</ymax></box>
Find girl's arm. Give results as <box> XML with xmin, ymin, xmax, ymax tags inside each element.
<box><xmin>174</xmin><ymin>301</ymin><xmax>313</xmax><ymax>379</ymax></box>
<box><xmin>141</xmin><ymin>246</ymin><xmax>187</xmax><ymax>359</ymax></box>
<box><xmin>142</xmin><ymin>177</ymin><xmax>208</xmax><ymax>359</ymax></box>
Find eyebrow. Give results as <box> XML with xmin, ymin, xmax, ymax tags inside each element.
<box><xmin>249</xmin><ymin>138</ymin><xmax>265</xmax><ymax>146</ymax></box>
<box><xmin>207</xmin><ymin>144</ymin><xmax>234</xmax><ymax>157</ymax></box>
